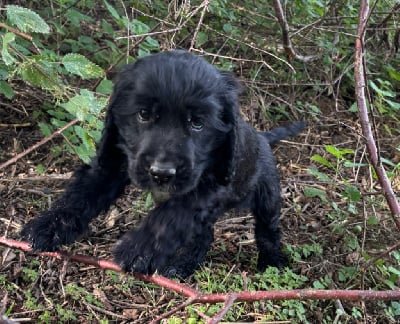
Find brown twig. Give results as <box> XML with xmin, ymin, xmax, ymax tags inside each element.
<box><xmin>208</xmin><ymin>293</ymin><xmax>238</xmax><ymax>324</ymax></box>
<box><xmin>1</xmin><ymin>236</ymin><xmax>400</xmax><ymax>322</ymax></box>
<box><xmin>270</xmin><ymin>0</ymin><xmax>318</xmax><ymax>62</ymax></box>
<box><xmin>354</xmin><ymin>0</ymin><xmax>400</xmax><ymax>229</ymax></box>
<box><xmin>0</xmin><ymin>22</ymin><xmax>33</xmax><ymax>42</ymax></box>
<box><xmin>0</xmin><ymin>237</ymin><xmax>197</xmax><ymax>298</ymax></box>
<box><xmin>361</xmin><ymin>241</ymin><xmax>400</xmax><ymax>273</ymax></box>
<box><xmin>0</xmin><ymin>118</ymin><xmax>79</xmax><ymax>171</ymax></box>
<box><xmin>189</xmin><ymin>0</ymin><xmax>210</xmax><ymax>51</ymax></box>
<box><xmin>0</xmin><ymin>22</ymin><xmax>41</xmax><ymax>54</ymax></box>
<box><xmin>150</xmin><ymin>296</ymin><xmax>199</xmax><ymax>324</ymax></box>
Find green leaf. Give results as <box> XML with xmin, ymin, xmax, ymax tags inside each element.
<box><xmin>303</xmin><ymin>186</ymin><xmax>328</xmax><ymax>203</ymax></box>
<box><xmin>62</xmin><ymin>53</ymin><xmax>104</xmax><ymax>79</ymax></box>
<box><xmin>343</xmin><ymin>185</ymin><xmax>362</xmax><ymax>202</ymax></box>
<box><xmin>74</xmin><ymin>144</ymin><xmax>93</xmax><ymax>164</ymax></box>
<box><xmin>313</xmin><ymin>280</ymin><xmax>325</xmax><ymax>289</ymax></box>
<box><xmin>388</xmin><ymin>266</ymin><xmax>400</xmax><ymax>277</ymax></box>
<box><xmin>0</xmin><ymin>80</ymin><xmax>14</xmax><ymax>99</ymax></box>
<box><xmin>311</xmin><ymin>154</ymin><xmax>333</xmax><ymax>168</ymax></box>
<box><xmin>1</xmin><ymin>33</ymin><xmax>17</xmax><ymax>65</ymax></box>
<box><xmin>104</xmin><ymin>0</ymin><xmax>122</xmax><ymax>22</ymax></box>
<box><xmin>38</xmin><ymin>122</ymin><xmax>52</xmax><ymax>137</ymax></box>
<box><xmin>61</xmin><ymin>89</ymin><xmax>106</xmax><ymax>122</ymax></box>
<box><xmin>387</xmin><ymin>67</ymin><xmax>400</xmax><ymax>81</ymax></box>
<box><xmin>36</xmin><ymin>164</ymin><xmax>45</xmax><ymax>175</ymax></box>
<box><xmin>369</xmin><ymin>80</ymin><xmax>395</xmax><ymax>98</ymax></box>
<box><xmin>196</xmin><ymin>31</ymin><xmax>208</xmax><ymax>47</ymax></box>
<box><xmin>343</xmin><ymin>161</ymin><xmax>368</xmax><ymax>168</ymax></box>
<box><xmin>96</xmin><ymin>78</ymin><xmax>113</xmax><ymax>95</ymax></box>
<box><xmin>6</xmin><ymin>5</ymin><xmax>50</xmax><ymax>34</ymax></box>
<box><xmin>383</xmin><ymin>98</ymin><xmax>400</xmax><ymax>111</ymax></box>
<box><xmin>131</xmin><ymin>19</ymin><xmax>150</xmax><ymax>35</ymax></box>
<box><xmin>74</xmin><ymin>125</ymin><xmax>96</xmax><ymax>151</ymax></box>
<box><xmin>325</xmin><ymin>145</ymin><xmax>353</xmax><ymax>159</ymax></box>
<box><xmin>307</xmin><ymin>167</ymin><xmax>331</xmax><ymax>182</ymax></box>
<box><xmin>19</xmin><ymin>60</ymin><xmax>61</xmax><ymax>91</ymax></box>
<box><xmin>143</xmin><ymin>37</ymin><xmax>159</xmax><ymax>51</ymax></box>
<box><xmin>223</xmin><ymin>23</ymin><xmax>233</xmax><ymax>34</ymax></box>
<box><xmin>349</xmin><ymin>102</ymin><xmax>358</xmax><ymax>113</ymax></box>
<box><xmin>367</xmin><ymin>216</ymin><xmax>379</xmax><ymax>226</ymax></box>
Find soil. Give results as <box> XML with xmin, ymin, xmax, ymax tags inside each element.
<box><xmin>1</xmin><ymin>82</ymin><xmax>399</xmax><ymax>323</ymax></box>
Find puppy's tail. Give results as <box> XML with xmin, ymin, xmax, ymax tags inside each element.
<box><xmin>260</xmin><ymin>121</ymin><xmax>306</xmax><ymax>146</ymax></box>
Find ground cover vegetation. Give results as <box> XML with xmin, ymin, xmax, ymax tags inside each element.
<box><xmin>0</xmin><ymin>0</ymin><xmax>399</xmax><ymax>322</ymax></box>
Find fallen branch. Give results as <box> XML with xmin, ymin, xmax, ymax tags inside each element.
<box><xmin>1</xmin><ymin>236</ymin><xmax>400</xmax><ymax>323</ymax></box>
<box><xmin>354</xmin><ymin>0</ymin><xmax>400</xmax><ymax>229</ymax></box>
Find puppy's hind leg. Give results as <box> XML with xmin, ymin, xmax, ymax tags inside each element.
<box><xmin>252</xmin><ymin>178</ymin><xmax>288</xmax><ymax>271</ymax></box>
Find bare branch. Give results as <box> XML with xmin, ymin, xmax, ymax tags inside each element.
<box><xmin>0</xmin><ymin>118</ymin><xmax>79</xmax><ymax>171</ymax></box>
<box><xmin>271</xmin><ymin>0</ymin><xmax>318</xmax><ymax>62</ymax></box>
<box><xmin>189</xmin><ymin>0</ymin><xmax>210</xmax><ymax>51</ymax></box>
<box><xmin>1</xmin><ymin>236</ymin><xmax>400</xmax><ymax>307</ymax></box>
<box><xmin>354</xmin><ymin>0</ymin><xmax>400</xmax><ymax>228</ymax></box>
<box><xmin>208</xmin><ymin>293</ymin><xmax>238</xmax><ymax>324</ymax></box>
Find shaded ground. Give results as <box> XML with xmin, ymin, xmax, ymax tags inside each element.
<box><xmin>1</xmin><ymin>82</ymin><xmax>400</xmax><ymax>323</ymax></box>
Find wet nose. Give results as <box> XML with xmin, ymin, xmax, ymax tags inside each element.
<box><xmin>149</xmin><ymin>163</ymin><xmax>176</xmax><ymax>185</ymax></box>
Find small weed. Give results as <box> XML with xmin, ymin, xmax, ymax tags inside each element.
<box><xmin>23</xmin><ymin>291</ymin><xmax>43</xmax><ymax>311</ymax></box>
<box><xmin>56</xmin><ymin>304</ymin><xmax>77</xmax><ymax>322</ymax></box>
<box><xmin>286</xmin><ymin>242</ymin><xmax>323</xmax><ymax>261</ymax></box>
<box><xmin>65</xmin><ymin>283</ymin><xmax>103</xmax><ymax>307</ymax></box>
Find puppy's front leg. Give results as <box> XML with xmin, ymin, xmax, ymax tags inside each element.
<box><xmin>21</xmin><ymin>164</ymin><xmax>128</xmax><ymax>251</ymax></box>
<box><xmin>21</xmin><ymin>114</ymin><xmax>129</xmax><ymax>251</ymax></box>
<box><xmin>114</xmin><ymin>193</ymin><xmax>222</xmax><ymax>277</ymax></box>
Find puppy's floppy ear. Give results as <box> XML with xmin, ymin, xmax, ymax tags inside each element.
<box><xmin>94</xmin><ymin>107</ymin><xmax>126</xmax><ymax>170</ymax></box>
<box><xmin>94</xmin><ymin>67</ymin><xmax>134</xmax><ymax>170</ymax></box>
<box><xmin>218</xmin><ymin>71</ymin><xmax>242</xmax><ymax>184</ymax></box>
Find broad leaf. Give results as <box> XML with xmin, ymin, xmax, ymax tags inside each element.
<box><xmin>6</xmin><ymin>5</ymin><xmax>50</xmax><ymax>33</ymax></box>
<box><xmin>62</xmin><ymin>53</ymin><xmax>104</xmax><ymax>79</ymax></box>
<box><xmin>1</xmin><ymin>33</ymin><xmax>17</xmax><ymax>65</ymax></box>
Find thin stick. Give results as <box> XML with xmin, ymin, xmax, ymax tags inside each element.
<box><xmin>1</xmin><ymin>237</ymin><xmax>400</xmax><ymax>304</ymax></box>
<box><xmin>189</xmin><ymin>0</ymin><xmax>210</xmax><ymax>51</ymax></box>
<box><xmin>354</xmin><ymin>0</ymin><xmax>400</xmax><ymax>228</ymax></box>
<box><xmin>208</xmin><ymin>293</ymin><xmax>238</xmax><ymax>324</ymax></box>
<box><xmin>0</xmin><ymin>118</ymin><xmax>79</xmax><ymax>171</ymax></box>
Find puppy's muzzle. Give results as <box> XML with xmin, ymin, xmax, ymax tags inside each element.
<box><xmin>149</xmin><ymin>162</ymin><xmax>176</xmax><ymax>186</ymax></box>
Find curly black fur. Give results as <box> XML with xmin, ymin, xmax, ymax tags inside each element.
<box><xmin>21</xmin><ymin>50</ymin><xmax>306</xmax><ymax>278</ymax></box>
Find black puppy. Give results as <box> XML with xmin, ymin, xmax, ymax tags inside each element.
<box><xmin>21</xmin><ymin>50</ymin><xmax>305</xmax><ymax>278</ymax></box>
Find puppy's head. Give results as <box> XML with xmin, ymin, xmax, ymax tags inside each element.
<box><xmin>109</xmin><ymin>50</ymin><xmax>240</xmax><ymax>197</ymax></box>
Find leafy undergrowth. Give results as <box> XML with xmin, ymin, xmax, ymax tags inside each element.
<box><xmin>1</xmin><ymin>0</ymin><xmax>400</xmax><ymax>323</ymax></box>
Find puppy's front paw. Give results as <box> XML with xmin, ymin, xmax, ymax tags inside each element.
<box><xmin>113</xmin><ymin>229</ymin><xmax>171</xmax><ymax>275</ymax></box>
<box><xmin>20</xmin><ymin>210</ymin><xmax>85</xmax><ymax>251</ymax></box>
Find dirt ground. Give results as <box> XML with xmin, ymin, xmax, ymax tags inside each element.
<box><xmin>1</xmin><ymin>82</ymin><xmax>400</xmax><ymax>323</ymax></box>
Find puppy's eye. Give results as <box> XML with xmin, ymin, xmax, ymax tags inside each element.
<box><xmin>137</xmin><ymin>109</ymin><xmax>151</xmax><ymax>122</ymax></box>
<box><xmin>188</xmin><ymin>117</ymin><xmax>204</xmax><ymax>131</ymax></box>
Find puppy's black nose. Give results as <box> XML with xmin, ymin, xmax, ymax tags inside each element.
<box><xmin>149</xmin><ymin>163</ymin><xmax>176</xmax><ymax>185</ymax></box>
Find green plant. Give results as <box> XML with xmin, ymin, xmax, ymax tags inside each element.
<box><xmin>22</xmin><ymin>260</ymin><xmax>40</xmax><ymax>283</ymax></box>
<box><xmin>65</xmin><ymin>283</ymin><xmax>103</xmax><ymax>307</ymax></box>
<box><xmin>56</xmin><ymin>304</ymin><xmax>77</xmax><ymax>322</ymax></box>
<box><xmin>38</xmin><ymin>310</ymin><xmax>52</xmax><ymax>324</ymax></box>
<box><xmin>286</xmin><ymin>242</ymin><xmax>323</xmax><ymax>261</ymax></box>
<box><xmin>23</xmin><ymin>291</ymin><xmax>43</xmax><ymax>311</ymax></box>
